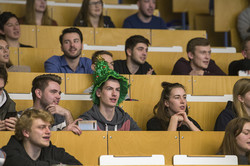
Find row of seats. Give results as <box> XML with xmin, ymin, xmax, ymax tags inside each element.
<box><xmin>13</xmin><ymin>99</ymin><xmax>226</xmax><ymax>131</ymax></box>
<box><xmin>6</xmin><ymin>73</ymin><xmax>247</xmax><ymax>130</ymax></box>
<box><xmin>10</xmin><ymin>47</ymin><xmax>242</xmax><ymax>74</ymax></box>
<box><xmin>17</xmin><ymin>25</ymin><xmax>206</xmax><ymax>49</ymax></box>
<box><xmin>0</xmin><ymin>2</ymin><xmax>152</xmax><ymax>28</ymax></box>
<box><xmin>6</xmin><ymin>73</ymin><xmax>245</xmax><ymax>96</ymax></box>
<box><xmin>0</xmin><ymin>131</ymin><xmax>225</xmax><ymax>165</ymax></box>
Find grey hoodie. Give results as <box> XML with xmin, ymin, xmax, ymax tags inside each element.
<box><xmin>78</xmin><ymin>104</ymin><xmax>141</xmax><ymax>131</ymax></box>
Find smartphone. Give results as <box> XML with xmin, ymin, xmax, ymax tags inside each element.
<box><xmin>78</xmin><ymin>120</ymin><xmax>97</xmax><ymax>130</ymax></box>
<box><xmin>4</xmin><ymin>112</ymin><xmax>17</xmax><ymax>120</ymax></box>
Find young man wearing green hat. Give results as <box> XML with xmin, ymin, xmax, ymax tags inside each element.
<box><xmin>78</xmin><ymin>58</ymin><xmax>140</xmax><ymax>131</ymax></box>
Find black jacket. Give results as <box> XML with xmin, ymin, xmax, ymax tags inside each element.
<box><xmin>2</xmin><ymin>136</ymin><xmax>82</xmax><ymax>166</ymax></box>
<box><xmin>0</xmin><ymin>90</ymin><xmax>16</xmax><ymax>120</ymax></box>
<box><xmin>214</xmin><ymin>101</ymin><xmax>237</xmax><ymax>131</ymax></box>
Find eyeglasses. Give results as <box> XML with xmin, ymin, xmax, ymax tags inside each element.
<box><xmin>89</xmin><ymin>1</ymin><xmax>102</xmax><ymax>6</ymax></box>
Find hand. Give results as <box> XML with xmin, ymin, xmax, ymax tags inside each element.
<box><xmin>0</xmin><ymin>120</ymin><xmax>6</xmax><ymax>131</ymax></box>
<box><xmin>189</xmin><ymin>69</ymin><xmax>204</xmax><ymax>76</ymax></box>
<box><xmin>247</xmin><ymin>70</ymin><xmax>250</xmax><ymax>75</ymax></box>
<box><xmin>176</xmin><ymin>112</ymin><xmax>189</xmax><ymax>126</ymax></box>
<box><xmin>64</xmin><ymin>118</ymin><xmax>82</xmax><ymax>135</ymax></box>
<box><xmin>146</xmin><ymin>68</ymin><xmax>154</xmax><ymax>75</ymax></box>
<box><xmin>5</xmin><ymin>117</ymin><xmax>17</xmax><ymax>131</ymax></box>
<box><xmin>46</xmin><ymin>104</ymin><xmax>69</xmax><ymax>116</ymax></box>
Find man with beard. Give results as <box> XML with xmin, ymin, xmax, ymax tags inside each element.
<box><xmin>123</xmin><ymin>0</ymin><xmax>166</xmax><ymax>29</ymax></box>
<box><xmin>31</xmin><ymin>74</ymin><xmax>82</xmax><ymax>135</ymax></box>
<box><xmin>114</xmin><ymin>35</ymin><xmax>156</xmax><ymax>75</ymax></box>
<box><xmin>44</xmin><ymin>27</ymin><xmax>92</xmax><ymax>73</ymax></box>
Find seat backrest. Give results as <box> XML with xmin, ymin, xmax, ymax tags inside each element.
<box><xmin>173</xmin><ymin>155</ymin><xmax>238</xmax><ymax>165</ymax></box>
<box><xmin>99</xmin><ymin>155</ymin><xmax>165</xmax><ymax>165</ymax></box>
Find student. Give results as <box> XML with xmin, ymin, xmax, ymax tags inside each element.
<box><xmin>31</xmin><ymin>74</ymin><xmax>81</xmax><ymax>135</ymax></box>
<box><xmin>114</xmin><ymin>35</ymin><xmax>155</xmax><ymax>75</ymax></box>
<box><xmin>19</xmin><ymin>0</ymin><xmax>57</xmax><ymax>26</ymax></box>
<box><xmin>123</xmin><ymin>0</ymin><xmax>166</xmax><ymax>29</ymax></box>
<box><xmin>74</xmin><ymin>0</ymin><xmax>115</xmax><ymax>28</ymax></box>
<box><xmin>79</xmin><ymin>57</ymin><xmax>140</xmax><ymax>131</ymax></box>
<box><xmin>228</xmin><ymin>36</ymin><xmax>250</xmax><ymax>75</ymax></box>
<box><xmin>0</xmin><ymin>35</ymin><xmax>30</xmax><ymax>72</ymax></box>
<box><xmin>2</xmin><ymin>108</ymin><xmax>82</xmax><ymax>166</ymax></box>
<box><xmin>171</xmin><ymin>37</ymin><xmax>226</xmax><ymax>75</ymax></box>
<box><xmin>218</xmin><ymin>117</ymin><xmax>250</xmax><ymax>165</ymax></box>
<box><xmin>0</xmin><ymin>64</ymin><xmax>17</xmax><ymax>131</ymax></box>
<box><xmin>214</xmin><ymin>78</ymin><xmax>250</xmax><ymax>131</ymax></box>
<box><xmin>84</xmin><ymin>50</ymin><xmax>114</xmax><ymax>94</ymax></box>
<box><xmin>0</xmin><ymin>12</ymin><xmax>32</xmax><ymax>48</ymax></box>
<box><xmin>147</xmin><ymin>82</ymin><xmax>202</xmax><ymax>131</ymax></box>
<box><xmin>44</xmin><ymin>27</ymin><xmax>92</xmax><ymax>73</ymax></box>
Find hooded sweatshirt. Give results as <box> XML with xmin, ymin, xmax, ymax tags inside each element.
<box><xmin>79</xmin><ymin>104</ymin><xmax>141</xmax><ymax>131</ymax></box>
<box><xmin>2</xmin><ymin>136</ymin><xmax>82</xmax><ymax>166</ymax></box>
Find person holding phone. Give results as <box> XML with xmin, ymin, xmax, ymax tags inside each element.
<box><xmin>0</xmin><ymin>64</ymin><xmax>17</xmax><ymax>131</ymax></box>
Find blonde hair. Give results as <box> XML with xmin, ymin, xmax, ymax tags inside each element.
<box><xmin>233</xmin><ymin>78</ymin><xmax>250</xmax><ymax>117</ymax></box>
<box><xmin>15</xmin><ymin>108</ymin><xmax>54</xmax><ymax>141</ymax></box>
<box><xmin>24</xmin><ymin>0</ymin><xmax>53</xmax><ymax>25</ymax></box>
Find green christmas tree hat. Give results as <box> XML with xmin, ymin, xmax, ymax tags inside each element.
<box><xmin>91</xmin><ymin>55</ymin><xmax>130</xmax><ymax>105</ymax></box>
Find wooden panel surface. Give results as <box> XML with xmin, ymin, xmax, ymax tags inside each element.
<box><xmin>5</xmin><ymin>72</ymin><xmax>65</xmax><ymax>93</ymax></box>
<box><xmin>52</xmin><ymin>6</ymin><xmax>80</xmax><ymax>26</ymax></box>
<box><xmin>20</xmin><ymin>25</ymin><xmax>36</xmax><ymax>48</ymax></box>
<box><xmin>51</xmin><ymin>131</ymin><xmax>107</xmax><ymax>165</ymax></box>
<box><xmin>214</xmin><ymin>0</ymin><xmax>248</xmax><ymax>32</ymax></box>
<box><xmin>147</xmin><ymin>52</ymin><xmax>185</xmax><ymax>75</ymax></box>
<box><xmin>106</xmin><ymin>8</ymin><xmax>137</xmax><ymax>28</ymax></box>
<box><xmin>65</xmin><ymin>74</ymin><xmax>93</xmax><ymax>94</ymax></box>
<box><xmin>192</xmin><ymin>76</ymin><xmax>247</xmax><ymax>96</ymax></box>
<box><xmin>151</xmin><ymin>30</ymin><xmax>206</xmax><ymax>51</ymax></box>
<box><xmin>173</xmin><ymin>0</ymin><xmax>209</xmax><ymax>13</ymax></box>
<box><xmin>108</xmin><ymin>131</ymin><xmax>179</xmax><ymax>165</ymax></box>
<box><xmin>18</xmin><ymin>47</ymin><xmax>63</xmax><ymax>72</ymax></box>
<box><xmin>9</xmin><ymin>47</ymin><xmax>18</xmax><ymax>66</ymax></box>
<box><xmin>0</xmin><ymin>3</ymin><xmax>25</xmax><ymax>17</ymax></box>
<box><xmin>211</xmin><ymin>53</ymin><xmax>243</xmax><ymax>75</ymax></box>
<box><xmin>188</xmin><ymin>102</ymin><xmax>227</xmax><ymax>131</ymax></box>
<box><xmin>180</xmin><ymin>131</ymin><xmax>224</xmax><ymax>155</ymax></box>
<box><xmin>95</xmin><ymin>28</ymin><xmax>150</xmax><ymax>45</ymax></box>
<box><xmin>37</xmin><ymin>26</ymin><xmax>94</xmax><ymax>48</ymax></box>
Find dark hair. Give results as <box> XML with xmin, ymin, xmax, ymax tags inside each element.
<box><xmin>242</xmin><ymin>36</ymin><xmax>250</xmax><ymax>51</ymax></box>
<box><xmin>59</xmin><ymin>27</ymin><xmax>83</xmax><ymax>45</ymax></box>
<box><xmin>153</xmin><ymin>82</ymin><xmax>187</xmax><ymax>130</ymax></box>
<box><xmin>0</xmin><ymin>12</ymin><xmax>18</xmax><ymax>31</ymax></box>
<box><xmin>218</xmin><ymin>117</ymin><xmax>250</xmax><ymax>163</ymax></box>
<box><xmin>125</xmin><ymin>35</ymin><xmax>150</xmax><ymax>56</ymax></box>
<box><xmin>31</xmin><ymin>74</ymin><xmax>62</xmax><ymax>102</ymax></box>
<box><xmin>0</xmin><ymin>64</ymin><xmax>8</xmax><ymax>85</ymax></box>
<box><xmin>74</xmin><ymin>0</ymin><xmax>104</xmax><ymax>27</ymax></box>
<box><xmin>91</xmin><ymin>50</ymin><xmax>113</xmax><ymax>64</ymax></box>
<box><xmin>186</xmin><ymin>37</ymin><xmax>210</xmax><ymax>54</ymax></box>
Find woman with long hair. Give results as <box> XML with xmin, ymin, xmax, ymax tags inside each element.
<box><xmin>147</xmin><ymin>82</ymin><xmax>202</xmax><ymax>131</ymax></box>
<box><xmin>218</xmin><ymin>117</ymin><xmax>250</xmax><ymax>165</ymax></box>
<box><xmin>214</xmin><ymin>78</ymin><xmax>250</xmax><ymax>131</ymax></box>
<box><xmin>19</xmin><ymin>0</ymin><xmax>57</xmax><ymax>26</ymax></box>
<box><xmin>74</xmin><ymin>0</ymin><xmax>115</xmax><ymax>28</ymax></box>
<box><xmin>0</xmin><ymin>35</ymin><xmax>30</xmax><ymax>72</ymax></box>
